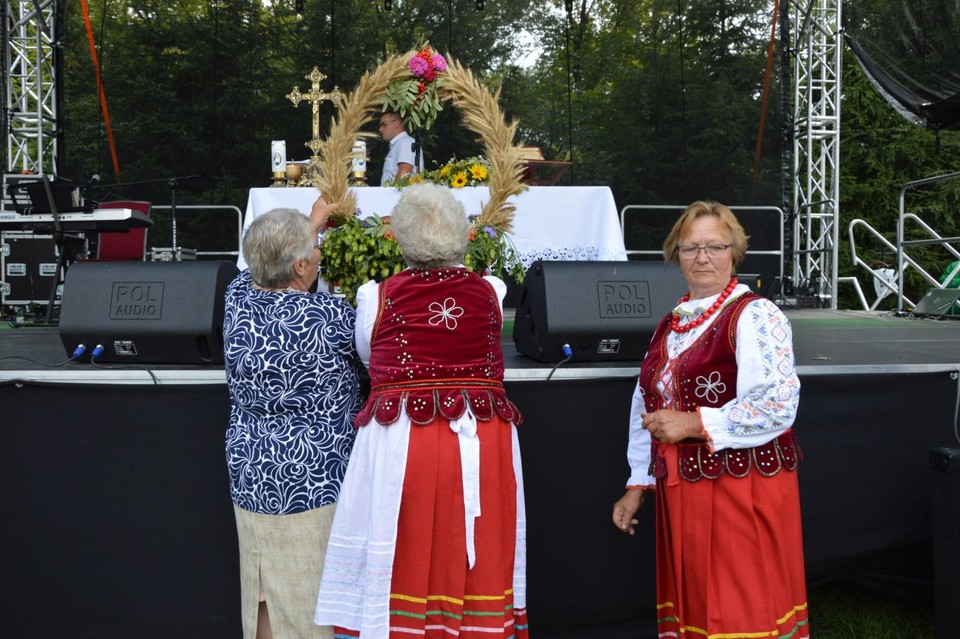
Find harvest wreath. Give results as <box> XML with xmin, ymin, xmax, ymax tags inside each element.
<box><xmin>315</xmin><ymin>47</ymin><xmax>527</xmax><ymax>303</ymax></box>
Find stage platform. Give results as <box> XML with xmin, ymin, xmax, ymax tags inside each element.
<box><xmin>4</xmin><ymin>308</ymin><xmax>960</xmax><ymax>378</ymax></box>
<box><xmin>2</xmin><ymin>309</ymin><xmax>958</xmax><ymax>638</ymax></box>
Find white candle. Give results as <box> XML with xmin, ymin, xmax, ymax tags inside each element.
<box><xmin>352</xmin><ymin>139</ymin><xmax>367</xmax><ymax>175</ymax></box>
<box><xmin>271</xmin><ymin>140</ymin><xmax>286</xmax><ymax>173</ymax></box>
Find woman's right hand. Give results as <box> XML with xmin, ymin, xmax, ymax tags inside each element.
<box><xmin>309</xmin><ymin>195</ymin><xmax>339</xmax><ymax>234</ymax></box>
<box><xmin>612</xmin><ymin>489</ymin><xmax>646</xmax><ymax>535</ymax></box>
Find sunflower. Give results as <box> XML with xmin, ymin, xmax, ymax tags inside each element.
<box><xmin>469</xmin><ymin>164</ymin><xmax>488</xmax><ymax>181</ymax></box>
<box><xmin>439</xmin><ymin>165</ymin><xmax>452</xmax><ymax>177</ymax></box>
<box><xmin>450</xmin><ymin>171</ymin><xmax>468</xmax><ymax>188</ymax></box>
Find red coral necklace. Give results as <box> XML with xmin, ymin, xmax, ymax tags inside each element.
<box><xmin>670</xmin><ymin>278</ymin><xmax>738</xmax><ymax>333</ymax></box>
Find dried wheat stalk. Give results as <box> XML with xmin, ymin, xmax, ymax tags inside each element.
<box><xmin>319</xmin><ymin>50</ymin><xmax>524</xmax><ymax>233</ymax></box>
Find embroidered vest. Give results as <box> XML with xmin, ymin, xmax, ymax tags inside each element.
<box><xmin>356</xmin><ymin>268</ymin><xmax>522</xmax><ymax>427</ymax></box>
<box><xmin>638</xmin><ymin>293</ymin><xmax>758</xmax><ymax>413</ymax></box>
<box><xmin>639</xmin><ymin>292</ymin><xmax>800</xmax><ymax>480</ymax></box>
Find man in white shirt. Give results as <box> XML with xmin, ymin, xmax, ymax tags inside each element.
<box><xmin>379</xmin><ymin>112</ymin><xmax>421</xmax><ymax>185</ymax></box>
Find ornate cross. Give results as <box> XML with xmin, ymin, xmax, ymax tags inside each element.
<box><xmin>286</xmin><ymin>67</ymin><xmax>343</xmax><ymax>142</ymax></box>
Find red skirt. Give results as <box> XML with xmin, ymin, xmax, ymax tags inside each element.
<box><xmin>336</xmin><ymin>413</ymin><xmax>528</xmax><ymax>639</ymax></box>
<box><xmin>655</xmin><ymin>444</ymin><xmax>809</xmax><ymax>638</ymax></box>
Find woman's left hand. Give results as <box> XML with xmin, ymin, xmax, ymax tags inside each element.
<box><xmin>309</xmin><ymin>195</ymin><xmax>340</xmax><ymax>233</ymax></box>
<box><xmin>641</xmin><ymin>409</ymin><xmax>702</xmax><ymax>443</ymax></box>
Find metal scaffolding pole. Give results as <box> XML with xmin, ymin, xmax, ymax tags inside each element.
<box><xmin>3</xmin><ymin>0</ymin><xmax>61</xmax><ymax>176</ymax></box>
<box><xmin>790</xmin><ymin>0</ymin><xmax>842</xmax><ymax>308</ymax></box>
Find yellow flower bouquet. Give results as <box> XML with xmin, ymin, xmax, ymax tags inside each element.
<box><xmin>388</xmin><ymin>155</ymin><xmax>493</xmax><ymax>189</ymax></box>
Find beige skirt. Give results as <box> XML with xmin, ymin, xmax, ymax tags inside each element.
<box><xmin>234</xmin><ymin>503</ymin><xmax>336</xmax><ymax>639</ymax></box>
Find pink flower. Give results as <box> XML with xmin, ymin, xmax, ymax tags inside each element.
<box><xmin>432</xmin><ymin>54</ymin><xmax>447</xmax><ymax>72</ymax></box>
<box><xmin>409</xmin><ymin>56</ymin><xmax>429</xmax><ymax>77</ymax></box>
<box><xmin>423</xmin><ymin>68</ymin><xmax>437</xmax><ymax>83</ymax></box>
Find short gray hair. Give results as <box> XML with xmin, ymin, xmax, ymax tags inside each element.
<box><xmin>390</xmin><ymin>183</ymin><xmax>468</xmax><ymax>269</ymax></box>
<box><xmin>242</xmin><ymin>208</ymin><xmax>314</xmax><ymax>288</ymax></box>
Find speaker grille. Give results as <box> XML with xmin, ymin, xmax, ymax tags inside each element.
<box><xmin>512</xmin><ymin>260</ymin><xmax>686</xmax><ymax>362</ymax></box>
<box><xmin>58</xmin><ymin>260</ymin><xmax>239</xmax><ymax>364</ymax></box>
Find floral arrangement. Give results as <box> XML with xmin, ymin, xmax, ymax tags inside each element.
<box><xmin>320</xmin><ymin>212</ymin><xmax>524</xmax><ymax>305</ymax></box>
<box><xmin>315</xmin><ymin>48</ymin><xmax>529</xmax><ymax>304</ymax></box>
<box><xmin>381</xmin><ymin>44</ymin><xmax>446</xmax><ymax>131</ymax></box>
<box><xmin>464</xmin><ymin>218</ymin><xmax>526</xmax><ymax>284</ymax></box>
<box><xmin>389</xmin><ymin>155</ymin><xmax>492</xmax><ymax>189</ymax></box>
<box><xmin>320</xmin><ymin>215</ymin><xmax>404</xmax><ymax>303</ymax></box>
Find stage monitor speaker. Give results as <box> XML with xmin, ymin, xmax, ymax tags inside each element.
<box><xmin>914</xmin><ymin>288</ymin><xmax>960</xmax><ymax>316</ymax></box>
<box><xmin>931</xmin><ymin>447</ymin><xmax>960</xmax><ymax>639</ymax></box>
<box><xmin>58</xmin><ymin>260</ymin><xmax>239</xmax><ymax>364</ymax></box>
<box><xmin>512</xmin><ymin>260</ymin><xmax>686</xmax><ymax>363</ymax></box>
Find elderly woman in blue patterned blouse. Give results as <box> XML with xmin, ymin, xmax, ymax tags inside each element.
<box><xmin>223</xmin><ymin>197</ymin><xmax>361</xmax><ymax>639</ymax></box>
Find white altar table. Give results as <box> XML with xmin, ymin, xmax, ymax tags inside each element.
<box><xmin>239</xmin><ymin>186</ymin><xmax>627</xmax><ymax>270</ymax></box>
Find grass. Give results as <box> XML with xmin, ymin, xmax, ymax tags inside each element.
<box><xmin>808</xmin><ymin>581</ymin><xmax>935</xmax><ymax>638</ymax></box>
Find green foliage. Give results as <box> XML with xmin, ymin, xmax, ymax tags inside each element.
<box><xmin>59</xmin><ymin>0</ymin><xmax>539</xmax><ymax>216</ymax></box>
<box><xmin>320</xmin><ymin>216</ymin><xmax>405</xmax><ymax>304</ymax></box>
<box><xmin>464</xmin><ymin>222</ymin><xmax>526</xmax><ymax>287</ymax></box>
<box><xmin>381</xmin><ymin>45</ymin><xmax>447</xmax><ymax>131</ymax></box>
<box><xmin>499</xmin><ymin>0</ymin><xmax>781</xmax><ymax>207</ymax></box>
<box><xmin>837</xmin><ymin>46</ymin><xmax>960</xmax><ymax>309</ymax></box>
<box><xmin>320</xmin><ymin>214</ymin><xmax>524</xmax><ymax>306</ymax></box>
<box><xmin>382</xmin><ymin>77</ymin><xmax>444</xmax><ymax>130</ymax></box>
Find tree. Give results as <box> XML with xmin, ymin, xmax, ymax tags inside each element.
<box><xmin>838</xmin><ymin>50</ymin><xmax>960</xmax><ymax>309</ymax></box>
<box><xmin>58</xmin><ymin>0</ymin><xmax>541</xmax><ymax>250</ymax></box>
<box><xmin>500</xmin><ymin>0</ymin><xmax>782</xmax><ymax>210</ymax></box>
<box><xmin>837</xmin><ymin>0</ymin><xmax>960</xmax><ymax>309</ymax></box>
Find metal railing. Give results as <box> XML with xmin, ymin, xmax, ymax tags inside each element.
<box><xmin>843</xmin><ymin>209</ymin><xmax>960</xmax><ymax>312</ymax></box>
<box><xmin>151</xmin><ymin>204</ymin><xmax>243</xmax><ymax>261</ymax></box>
<box><xmin>619</xmin><ymin>204</ymin><xmax>785</xmax><ymax>284</ymax></box>
<box><xmin>897</xmin><ymin>172</ymin><xmax>960</xmax><ymax>311</ymax></box>
<box><xmin>842</xmin><ymin>219</ymin><xmax>906</xmax><ymax>310</ymax></box>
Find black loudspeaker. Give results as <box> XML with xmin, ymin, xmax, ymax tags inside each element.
<box><xmin>914</xmin><ymin>288</ymin><xmax>960</xmax><ymax>316</ymax></box>
<box><xmin>512</xmin><ymin>260</ymin><xmax>687</xmax><ymax>363</ymax></box>
<box><xmin>58</xmin><ymin>260</ymin><xmax>239</xmax><ymax>364</ymax></box>
<box><xmin>931</xmin><ymin>447</ymin><xmax>960</xmax><ymax>639</ymax></box>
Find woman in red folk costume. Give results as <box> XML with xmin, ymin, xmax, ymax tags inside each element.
<box><xmin>612</xmin><ymin>200</ymin><xmax>809</xmax><ymax>639</ymax></box>
<box><xmin>315</xmin><ymin>183</ymin><xmax>528</xmax><ymax>639</ymax></box>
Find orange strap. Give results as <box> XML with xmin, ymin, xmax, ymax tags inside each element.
<box><xmin>80</xmin><ymin>0</ymin><xmax>120</xmax><ymax>174</ymax></box>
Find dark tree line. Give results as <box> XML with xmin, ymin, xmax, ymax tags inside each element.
<box><xmin>47</xmin><ymin>0</ymin><xmax>960</xmax><ymax>307</ymax></box>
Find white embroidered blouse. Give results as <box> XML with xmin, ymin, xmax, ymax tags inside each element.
<box><xmin>625</xmin><ymin>284</ymin><xmax>801</xmax><ymax>488</ymax></box>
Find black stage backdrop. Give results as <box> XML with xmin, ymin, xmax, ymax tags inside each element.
<box><xmin>2</xmin><ymin>369</ymin><xmax>956</xmax><ymax>638</ymax></box>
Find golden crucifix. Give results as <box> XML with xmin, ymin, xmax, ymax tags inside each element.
<box><xmin>287</xmin><ymin>67</ymin><xmax>343</xmax><ymax>143</ymax></box>
<box><xmin>286</xmin><ymin>67</ymin><xmax>343</xmax><ymax>187</ymax></box>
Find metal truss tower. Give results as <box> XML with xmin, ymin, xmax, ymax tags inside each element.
<box><xmin>2</xmin><ymin>0</ymin><xmax>62</xmax><ymax>176</ymax></box>
<box><xmin>790</xmin><ymin>0</ymin><xmax>843</xmax><ymax>308</ymax></box>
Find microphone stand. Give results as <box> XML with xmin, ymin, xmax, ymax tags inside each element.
<box><xmin>168</xmin><ymin>176</ymin><xmax>181</xmax><ymax>258</ymax></box>
<box><xmin>40</xmin><ymin>175</ymin><xmax>74</xmax><ymax>325</ymax></box>
<box><xmin>94</xmin><ymin>174</ymin><xmax>200</xmax><ymax>260</ymax></box>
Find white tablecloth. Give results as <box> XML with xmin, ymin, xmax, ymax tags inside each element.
<box><xmin>239</xmin><ymin>185</ymin><xmax>627</xmax><ymax>270</ymax></box>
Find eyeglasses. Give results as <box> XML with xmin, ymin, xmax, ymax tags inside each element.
<box><xmin>676</xmin><ymin>243</ymin><xmax>732</xmax><ymax>258</ymax></box>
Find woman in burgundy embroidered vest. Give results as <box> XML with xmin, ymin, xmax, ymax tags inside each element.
<box><xmin>611</xmin><ymin>201</ymin><xmax>809</xmax><ymax>638</ymax></box>
<box><xmin>315</xmin><ymin>183</ymin><xmax>528</xmax><ymax>639</ymax></box>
